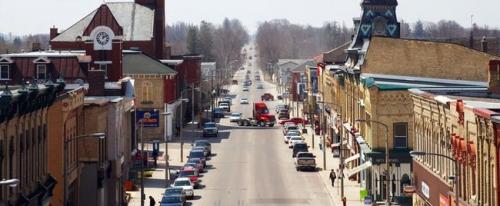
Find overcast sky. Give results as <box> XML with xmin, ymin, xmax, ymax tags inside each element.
<box><xmin>0</xmin><ymin>0</ymin><xmax>499</xmax><ymax>35</ymax></box>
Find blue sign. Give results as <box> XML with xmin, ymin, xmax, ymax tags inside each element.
<box><xmin>136</xmin><ymin>110</ymin><xmax>160</xmax><ymax>127</ymax></box>
<box><xmin>310</xmin><ymin>69</ymin><xmax>318</xmax><ymax>94</ymax></box>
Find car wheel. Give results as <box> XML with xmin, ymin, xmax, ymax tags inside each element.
<box><xmin>296</xmin><ymin>167</ymin><xmax>299</xmax><ymax>171</ymax></box>
<box><xmin>269</xmin><ymin>124</ymin><xmax>274</xmax><ymax>127</ymax></box>
<box><xmin>259</xmin><ymin>121</ymin><xmax>265</xmax><ymax>127</ymax></box>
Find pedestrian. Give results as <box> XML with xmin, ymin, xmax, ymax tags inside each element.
<box><xmin>329</xmin><ymin>169</ymin><xmax>337</xmax><ymax>187</ymax></box>
<box><xmin>149</xmin><ymin>195</ymin><xmax>156</xmax><ymax>206</ymax></box>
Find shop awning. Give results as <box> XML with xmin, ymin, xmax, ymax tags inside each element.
<box><xmin>344</xmin><ymin>153</ymin><xmax>360</xmax><ymax>164</ymax></box>
<box><xmin>346</xmin><ymin>161</ymin><xmax>372</xmax><ymax>177</ymax></box>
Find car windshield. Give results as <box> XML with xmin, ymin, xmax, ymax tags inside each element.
<box><xmin>220</xmin><ymin>103</ymin><xmax>229</xmax><ymax>106</ymax></box>
<box><xmin>287</xmin><ymin>131</ymin><xmax>300</xmax><ymax>136</ymax></box>
<box><xmin>161</xmin><ymin>196</ymin><xmax>182</xmax><ymax>203</ymax></box>
<box><xmin>290</xmin><ymin>137</ymin><xmax>302</xmax><ymax>141</ymax></box>
<box><xmin>204</xmin><ymin>123</ymin><xmax>216</xmax><ymax>128</ymax></box>
<box><xmin>298</xmin><ymin>153</ymin><xmax>314</xmax><ymax>158</ymax></box>
<box><xmin>180</xmin><ymin>170</ymin><xmax>195</xmax><ymax>176</ymax></box>
<box><xmin>241</xmin><ymin>98</ymin><xmax>247</xmax><ymax>100</ymax></box>
<box><xmin>194</xmin><ymin>142</ymin><xmax>209</xmax><ymax>147</ymax></box>
<box><xmin>288</xmin><ymin>126</ymin><xmax>299</xmax><ymax>130</ymax></box>
<box><xmin>190</xmin><ymin>151</ymin><xmax>204</xmax><ymax>158</ymax></box>
<box><xmin>231</xmin><ymin>113</ymin><xmax>241</xmax><ymax>117</ymax></box>
<box><xmin>174</xmin><ymin>180</ymin><xmax>191</xmax><ymax>186</ymax></box>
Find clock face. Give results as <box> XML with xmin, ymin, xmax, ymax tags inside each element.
<box><xmin>96</xmin><ymin>32</ymin><xmax>110</xmax><ymax>45</ymax></box>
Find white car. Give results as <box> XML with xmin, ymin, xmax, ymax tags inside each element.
<box><xmin>229</xmin><ymin>112</ymin><xmax>242</xmax><ymax>122</ymax></box>
<box><xmin>171</xmin><ymin>177</ymin><xmax>194</xmax><ymax>199</ymax></box>
<box><xmin>240</xmin><ymin>97</ymin><xmax>249</xmax><ymax>104</ymax></box>
<box><xmin>288</xmin><ymin>136</ymin><xmax>305</xmax><ymax>148</ymax></box>
<box><xmin>219</xmin><ymin>103</ymin><xmax>230</xmax><ymax>112</ymax></box>
<box><xmin>243</xmin><ymin>87</ymin><xmax>249</xmax><ymax>92</ymax></box>
<box><xmin>283</xmin><ymin>130</ymin><xmax>301</xmax><ymax>143</ymax></box>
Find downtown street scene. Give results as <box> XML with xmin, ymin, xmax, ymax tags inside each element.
<box><xmin>0</xmin><ymin>0</ymin><xmax>500</xmax><ymax>206</ymax></box>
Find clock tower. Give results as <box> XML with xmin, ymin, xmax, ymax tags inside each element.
<box><xmin>356</xmin><ymin>0</ymin><xmax>400</xmax><ymax>41</ymax></box>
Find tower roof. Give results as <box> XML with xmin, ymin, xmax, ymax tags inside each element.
<box><xmin>361</xmin><ymin>0</ymin><xmax>397</xmax><ymax>6</ymax></box>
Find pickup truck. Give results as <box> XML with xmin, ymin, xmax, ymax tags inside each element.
<box><xmin>294</xmin><ymin>152</ymin><xmax>316</xmax><ymax>171</ymax></box>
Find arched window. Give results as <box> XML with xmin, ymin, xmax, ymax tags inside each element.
<box><xmin>141</xmin><ymin>81</ymin><xmax>153</xmax><ymax>104</ymax></box>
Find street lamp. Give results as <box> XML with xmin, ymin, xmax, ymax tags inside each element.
<box><xmin>410</xmin><ymin>151</ymin><xmax>460</xmax><ymax>206</ymax></box>
<box><xmin>356</xmin><ymin>119</ymin><xmax>390</xmax><ymax>206</ymax></box>
<box><xmin>161</xmin><ymin>112</ymin><xmax>172</xmax><ymax>185</ymax></box>
<box><xmin>64</xmin><ymin>132</ymin><xmax>105</xmax><ymax>206</ymax></box>
<box><xmin>0</xmin><ymin>179</ymin><xmax>19</xmax><ymax>187</ymax></box>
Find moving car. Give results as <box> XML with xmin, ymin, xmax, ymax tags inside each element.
<box><xmin>279</xmin><ymin>117</ymin><xmax>309</xmax><ymax>125</ymax></box>
<box><xmin>240</xmin><ymin>97</ymin><xmax>249</xmax><ymax>104</ymax></box>
<box><xmin>292</xmin><ymin>143</ymin><xmax>309</xmax><ymax>157</ymax></box>
<box><xmin>278</xmin><ymin>109</ymin><xmax>290</xmax><ymax>119</ymax></box>
<box><xmin>212</xmin><ymin>107</ymin><xmax>224</xmax><ymax>118</ymax></box>
<box><xmin>193</xmin><ymin>140</ymin><xmax>211</xmax><ymax>155</ymax></box>
<box><xmin>253</xmin><ymin>102</ymin><xmax>276</xmax><ymax>127</ymax></box>
<box><xmin>171</xmin><ymin>178</ymin><xmax>194</xmax><ymax>199</ymax></box>
<box><xmin>283</xmin><ymin>130</ymin><xmax>301</xmax><ymax>143</ymax></box>
<box><xmin>232</xmin><ymin>79</ymin><xmax>238</xmax><ymax>84</ymax></box>
<box><xmin>275</xmin><ymin>104</ymin><xmax>289</xmax><ymax>113</ymax></box>
<box><xmin>261</xmin><ymin>93</ymin><xmax>274</xmax><ymax>101</ymax></box>
<box><xmin>202</xmin><ymin>122</ymin><xmax>218</xmax><ymax>137</ymax></box>
<box><xmin>223</xmin><ymin>97</ymin><xmax>232</xmax><ymax>105</ymax></box>
<box><xmin>229</xmin><ymin>112</ymin><xmax>242</xmax><ymax>122</ymax></box>
<box><xmin>256</xmin><ymin>84</ymin><xmax>264</xmax><ymax>89</ymax></box>
<box><xmin>219</xmin><ymin>102</ymin><xmax>230</xmax><ymax>112</ymax></box>
<box><xmin>288</xmin><ymin>136</ymin><xmax>305</xmax><ymax>148</ymax></box>
<box><xmin>294</xmin><ymin>152</ymin><xmax>317</xmax><ymax>171</ymax></box>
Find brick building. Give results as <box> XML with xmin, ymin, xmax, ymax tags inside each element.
<box><xmin>0</xmin><ymin>81</ymin><xmax>65</xmax><ymax>205</ymax></box>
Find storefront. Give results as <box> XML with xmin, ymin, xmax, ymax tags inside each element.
<box><xmin>413</xmin><ymin>160</ymin><xmax>453</xmax><ymax>206</ymax></box>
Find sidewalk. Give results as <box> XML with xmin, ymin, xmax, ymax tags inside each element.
<box><xmin>127</xmin><ymin>123</ymin><xmax>200</xmax><ymax>205</ymax></box>
<box><xmin>287</xmin><ymin>100</ymin><xmax>365</xmax><ymax>206</ymax></box>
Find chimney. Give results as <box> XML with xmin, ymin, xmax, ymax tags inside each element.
<box><xmin>32</xmin><ymin>42</ymin><xmax>41</xmax><ymax>51</ymax></box>
<box><xmin>87</xmin><ymin>69</ymin><xmax>106</xmax><ymax>96</ymax></box>
<box><xmin>481</xmin><ymin>36</ymin><xmax>489</xmax><ymax>53</ymax></box>
<box><xmin>488</xmin><ymin>60</ymin><xmax>500</xmax><ymax>96</ymax></box>
<box><xmin>50</xmin><ymin>26</ymin><xmax>58</xmax><ymax>40</ymax></box>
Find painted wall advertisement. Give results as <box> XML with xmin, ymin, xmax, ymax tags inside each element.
<box><xmin>136</xmin><ymin>110</ymin><xmax>160</xmax><ymax>127</ymax></box>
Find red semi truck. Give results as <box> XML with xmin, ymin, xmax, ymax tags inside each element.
<box><xmin>252</xmin><ymin>102</ymin><xmax>276</xmax><ymax>127</ymax></box>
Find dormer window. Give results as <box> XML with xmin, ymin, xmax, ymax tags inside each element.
<box><xmin>36</xmin><ymin>64</ymin><xmax>47</xmax><ymax>80</ymax></box>
<box><xmin>0</xmin><ymin>64</ymin><xmax>10</xmax><ymax>80</ymax></box>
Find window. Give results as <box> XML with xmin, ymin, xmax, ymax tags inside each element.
<box><xmin>36</xmin><ymin>64</ymin><xmax>47</xmax><ymax>80</ymax></box>
<box><xmin>141</xmin><ymin>81</ymin><xmax>153</xmax><ymax>104</ymax></box>
<box><xmin>0</xmin><ymin>64</ymin><xmax>9</xmax><ymax>80</ymax></box>
<box><xmin>393</xmin><ymin>122</ymin><xmax>408</xmax><ymax>148</ymax></box>
<box><xmin>95</xmin><ymin>63</ymin><xmax>109</xmax><ymax>79</ymax></box>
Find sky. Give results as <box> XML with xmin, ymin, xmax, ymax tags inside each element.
<box><xmin>0</xmin><ymin>0</ymin><xmax>499</xmax><ymax>35</ymax></box>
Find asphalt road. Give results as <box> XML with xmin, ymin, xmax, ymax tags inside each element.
<box><xmin>190</xmin><ymin>45</ymin><xmax>333</xmax><ymax>206</ymax></box>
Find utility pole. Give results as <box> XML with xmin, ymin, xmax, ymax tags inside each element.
<box><xmin>322</xmin><ymin>102</ymin><xmax>326</xmax><ymax>170</ymax></box>
<box><xmin>180</xmin><ymin>99</ymin><xmax>184</xmax><ymax>163</ymax></box>
<box><xmin>140</xmin><ymin>118</ymin><xmax>145</xmax><ymax>206</ymax></box>
<box><xmin>191</xmin><ymin>83</ymin><xmax>196</xmax><ymax>144</ymax></box>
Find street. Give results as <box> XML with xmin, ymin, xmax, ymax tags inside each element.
<box><xmin>129</xmin><ymin>45</ymin><xmax>335</xmax><ymax>206</ymax></box>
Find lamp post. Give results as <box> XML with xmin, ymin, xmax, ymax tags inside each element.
<box><xmin>64</xmin><ymin>132</ymin><xmax>105</xmax><ymax>206</ymax></box>
<box><xmin>410</xmin><ymin>151</ymin><xmax>459</xmax><ymax>206</ymax></box>
<box><xmin>161</xmin><ymin>112</ymin><xmax>172</xmax><ymax>185</ymax></box>
<box><xmin>356</xmin><ymin>119</ymin><xmax>390</xmax><ymax>206</ymax></box>
<box><xmin>179</xmin><ymin>98</ymin><xmax>190</xmax><ymax>163</ymax></box>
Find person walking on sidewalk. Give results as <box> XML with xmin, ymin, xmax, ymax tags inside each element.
<box><xmin>149</xmin><ymin>195</ymin><xmax>156</xmax><ymax>206</ymax></box>
<box><xmin>329</xmin><ymin>169</ymin><xmax>337</xmax><ymax>187</ymax></box>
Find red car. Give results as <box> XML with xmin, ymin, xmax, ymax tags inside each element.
<box><xmin>179</xmin><ymin>167</ymin><xmax>200</xmax><ymax>188</ymax></box>
<box><xmin>279</xmin><ymin>117</ymin><xmax>309</xmax><ymax>125</ymax></box>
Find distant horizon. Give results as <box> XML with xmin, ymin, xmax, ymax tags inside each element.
<box><xmin>0</xmin><ymin>0</ymin><xmax>499</xmax><ymax>36</ymax></box>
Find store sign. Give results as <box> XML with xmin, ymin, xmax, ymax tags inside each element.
<box><xmin>136</xmin><ymin>110</ymin><xmax>160</xmax><ymax>127</ymax></box>
<box><xmin>421</xmin><ymin>181</ymin><xmax>430</xmax><ymax>198</ymax></box>
<box><xmin>90</xmin><ymin>26</ymin><xmax>115</xmax><ymax>50</ymax></box>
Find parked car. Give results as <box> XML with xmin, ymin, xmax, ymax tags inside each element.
<box><xmin>219</xmin><ymin>102</ymin><xmax>230</xmax><ymax>112</ymax></box>
<box><xmin>202</xmin><ymin>122</ymin><xmax>218</xmax><ymax>137</ymax></box>
<box><xmin>193</xmin><ymin>140</ymin><xmax>211</xmax><ymax>155</ymax></box>
<box><xmin>256</xmin><ymin>84</ymin><xmax>264</xmax><ymax>89</ymax></box>
<box><xmin>279</xmin><ymin>117</ymin><xmax>309</xmax><ymax>125</ymax></box>
<box><xmin>223</xmin><ymin>97</ymin><xmax>232</xmax><ymax>105</ymax></box>
<box><xmin>162</xmin><ymin>187</ymin><xmax>186</xmax><ymax>205</ymax></box>
<box><xmin>188</xmin><ymin>150</ymin><xmax>207</xmax><ymax>167</ymax></box>
<box><xmin>212</xmin><ymin>107</ymin><xmax>225</xmax><ymax>118</ymax></box>
<box><xmin>240</xmin><ymin>97</ymin><xmax>249</xmax><ymax>104</ymax></box>
<box><xmin>288</xmin><ymin>136</ymin><xmax>305</xmax><ymax>148</ymax></box>
<box><xmin>294</xmin><ymin>152</ymin><xmax>317</xmax><ymax>171</ymax></box>
<box><xmin>292</xmin><ymin>143</ymin><xmax>309</xmax><ymax>157</ymax></box>
<box><xmin>159</xmin><ymin>195</ymin><xmax>185</xmax><ymax>206</ymax></box>
<box><xmin>277</xmin><ymin>95</ymin><xmax>283</xmax><ymax>100</ymax></box>
<box><xmin>261</xmin><ymin>93</ymin><xmax>274</xmax><ymax>101</ymax></box>
<box><xmin>283</xmin><ymin>130</ymin><xmax>301</xmax><ymax>143</ymax></box>
<box><xmin>187</xmin><ymin>158</ymin><xmax>205</xmax><ymax>171</ymax></box>
<box><xmin>192</xmin><ymin>146</ymin><xmax>209</xmax><ymax>157</ymax></box>
<box><xmin>171</xmin><ymin>178</ymin><xmax>194</xmax><ymax>199</ymax></box>
<box><xmin>283</xmin><ymin>124</ymin><xmax>299</xmax><ymax>135</ymax></box>
<box><xmin>178</xmin><ymin>167</ymin><xmax>200</xmax><ymax>188</ymax></box>
<box><xmin>232</xmin><ymin>80</ymin><xmax>238</xmax><ymax>85</ymax></box>
<box><xmin>243</xmin><ymin>87</ymin><xmax>249</xmax><ymax>92</ymax></box>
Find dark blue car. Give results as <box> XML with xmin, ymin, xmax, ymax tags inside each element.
<box><xmin>212</xmin><ymin>107</ymin><xmax>224</xmax><ymax>118</ymax></box>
